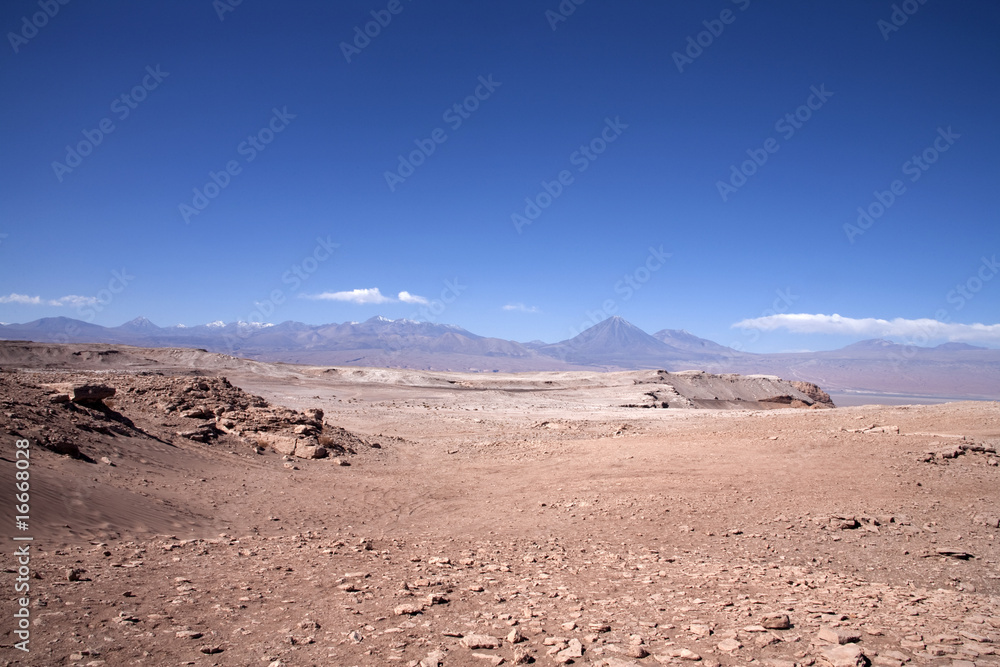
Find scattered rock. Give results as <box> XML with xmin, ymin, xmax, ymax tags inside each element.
<box><xmin>717</xmin><ymin>638</ymin><xmax>742</xmax><ymax>653</ymax></box>
<box><xmin>394</xmin><ymin>603</ymin><xmax>424</xmax><ymax>616</ymax></box>
<box><xmin>762</xmin><ymin>613</ymin><xmax>791</xmax><ymax>630</ymax></box>
<box><xmin>461</xmin><ymin>634</ymin><xmax>502</xmax><ymax>650</ymax></box>
<box><xmin>821</xmin><ymin>643</ymin><xmax>866</xmax><ymax>667</ymax></box>
<box><xmin>819</xmin><ymin>626</ymin><xmax>862</xmax><ymax>644</ymax></box>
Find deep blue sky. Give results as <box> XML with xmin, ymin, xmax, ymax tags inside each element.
<box><xmin>1</xmin><ymin>0</ymin><xmax>998</xmax><ymax>351</ymax></box>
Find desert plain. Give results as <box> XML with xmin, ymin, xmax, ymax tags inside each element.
<box><xmin>1</xmin><ymin>342</ymin><xmax>999</xmax><ymax>667</ymax></box>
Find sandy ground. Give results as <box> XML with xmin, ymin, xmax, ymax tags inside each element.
<box><xmin>1</xmin><ymin>350</ymin><xmax>999</xmax><ymax>666</ymax></box>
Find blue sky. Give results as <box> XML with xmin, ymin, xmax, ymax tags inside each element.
<box><xmin>1</xmin><ymin>0</ymin><xmax>998</xmax><ymax>352</ymax></box>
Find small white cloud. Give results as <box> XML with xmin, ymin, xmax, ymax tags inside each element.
<box><xmin>733</xmin><ymin>313</ymin><xmax>1000</xmax><ymax>344</ymax></box>
<box><xmin>0</xmin><ymin>293</ymin><xmax>42</xmax><ymax>305</ymax></box>
<box><xmin>50</xmin><ymin>295</ymin><xmax>98</xmax><ymax>307</ymax></box>
<box><xmin>0</xmin><ymin>293</ymin><xmax>99</xmax><ymax>307</ymax></box>
<box><xmin>398</xmin><ymin>291</ymin><xmax>429</xmax><ymax>305</ymax></box>
<box><xmin>503</xmin><ymin>303</ymin><xmax>540</xmax><ymax>314</ymax></box>
<box><xmin>302</xmin><ymin>287</ymin><xmax>394</xmax><ymax>305</ymax></box>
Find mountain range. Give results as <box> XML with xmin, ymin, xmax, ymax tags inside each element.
<box><xmin>2</xmin><ymin>315</ymin><xmax>998</xmax><ymax>400</ymax></box>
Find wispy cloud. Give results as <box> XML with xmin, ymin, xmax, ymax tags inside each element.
<box><xmin>302</xmin><ymin>288</ymin><xmax>393</xmax><ymax>304</ymax></box>
<box><xmin>0</xmin><ymin>293</ymin><xmax>42</xmax><ymax>305</ymax></box>
<box><xmin>503</xmin><ymin>302</ymin><xmax>540</xmax><ymax>313</ymax></box>
<box><xmin>733</xmin><ymin>313</ymin><xmax>1000</xmax><ymax>343</ymax></box>
<box><xmin>51</xmin><ymin>295</ymin><xmax>98</xmax><ymax>307</ymax></box>
<box><xmin>398</xmin><ymin>291</ymin><xmax>428</xmax><ymax>305</ymax></box>
<box><xmin>301</xmin><ymin>287</ymin><xmax>427</xmax><ymax>305</ymax></box>
<box><xmin>0</xmin><ymin>293</ymin><xmax>98</xmax><ymax>307</ymax></box>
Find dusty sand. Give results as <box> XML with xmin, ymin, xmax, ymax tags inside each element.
<box><xmin>1</xmin><ymin>345</ymin><xmax>998</xmax><ymax>666</ymax></box>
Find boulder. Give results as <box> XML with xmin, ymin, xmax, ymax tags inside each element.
<box><xmin>71</xmin><ymin>384</ymin><xmax>115</xmax><ymax>404</ymax></box>
<box><xmin>255</xmin><ymin>433</ymin><xmax>299</xmax><ymax>456</ymax></box>
<box><xmin>293</xmin><ymin>442</ymin><xmax>328</xmax><ymax>460</ymax></box>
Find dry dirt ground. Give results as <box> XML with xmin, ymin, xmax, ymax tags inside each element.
<box><xmin>1</xmin><ymin>345</ymin><xmax>999</xmax><ymax>667</ymax></box>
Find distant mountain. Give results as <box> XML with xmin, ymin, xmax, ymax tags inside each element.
<box><xmin>538</xmin><ymin>316</ymin><xmax>684</xmax><ymax>366</ymax></box>
<box><xmin>652</xmin><ymin>328</ymin><xmax>743</xmax><ymax>358</ymax></box>
<box><xmin>935</xmin><ymin>342</ymin><xmax>986</xmax><ymax>351</ymax></box>
<box><xmin>113</xmin><ymin>316</ymin><xmax>162</xmax><ymax>332</ymax></box>
<box><xmin>2</xmin><ymin>316</ymin><xmax>999</xmax><ymax>398</ymax></box>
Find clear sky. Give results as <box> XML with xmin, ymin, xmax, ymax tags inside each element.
<box><xmin>1</xmin><ymin>1</ymin><xmax>998</xmax><ymax>352</ymax></box>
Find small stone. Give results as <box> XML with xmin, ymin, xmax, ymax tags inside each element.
<box><xmin>175</xmin><ymin>630</ymin><xmax>203</xmax><ymax>639</ymax></box>
<box><xmin>689</xmin><ymin>623</ymin><xmax>712</xmax><ymax>638</ymax></box>
<box><xmin>348</xmin><ymin>630</ymin><xmax>363</xmax><ymax>643</ymax></box>
<box><xmin>511</xmin><ymin>647</ymin><xmax>532</xmax><ymax>664</ymax></box>
<box><xmin>507</xmin><ymin>628</ymin><xmax>526</xmax><ymax>644</ymax></box>
<box><xmin>762</xmin><ymin>614</ymin><xmax>791</xmax><ymax>630</ymax></box>
<box><xmin>717</xmin><ymin>638</ymin><xmax>742</xmax><ymax>652</ymax></box>
<box><xmin>557</xmin><ymin>638</ymin><xmax>584</xmax><ymax>659</ymax></box>
<box><xmin>822</xmin><ymin>643</ymin><xmax>866</xmax><ymax>667</ymax></box>
<box><xmin>420</xmin><ymin>650</ymin><xmax>446</xmax><ymax>667</ymax></box>
<box><xmin>471</xmin><ymin>653</ymin><xmax>505</xmax><ymax>665</ymax></box>
<box><xmin>67</xmin><ymin>568</ymin><xmax>86</xmax><ymax>581</ymax></box>
<box><xmin>872</xmin><ymin>657</ymin><xmax>903</xmax><ymax>667</ymax></box>
<box><xmin>461</xmin><ymin>634</ymin><xmax>502</xmax><ymax>650</ymax></box>
<box><xmin>819</xmin><ymin>626</ymin><xmax>862</xmax><ymax>644</ymax></box>
<box><xmin>199</xmin><ymin>645</ymin><xmax>224</xmax><ymax>655</ymax></box>
<box><xmin>625</xmin><ymin>645</ymin><xmax>649</xmax><ymax>659</ymax></box>
<box><xmin>394</xmin><ymin>603</ymin><xmax>424</xmax><ymax>616</ymax></box>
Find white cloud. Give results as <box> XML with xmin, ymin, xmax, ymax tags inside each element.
<box><xmin>398</xmin><ymin>291</ymin><xmax>428</xmax><ymax>305</ymax></box>
<box><xmin>503</xmin><ymin>303</ymin><xmax>540</xmax><ymax>313</ymax></box>
<box><xmin>0</xmin><ymin>293</ymin><xmax>42</xmax><ymax>305</ymax></box>
<box><xmin>302</xmin><ymin>288</ymin><xmax>393</xmax><ymax>305</ymax></box>
<box><xmin>302</xmin><ymin>287</ymin><xmax>428</xmax><ymax>305</ymax></box>
<box><xmin>0</xmin><ymin>293</ymin><xmax>98</xmax><ymax>307</ymax></box>
<box><xmin>733</xmin><ymin>313</ymin><xmax>1000</xmax><ymax>344</ymax></box>
<box><xmin>50</xmin><ymin>295</ymin><xmax>98</xmax><ymax>307</ymax></box>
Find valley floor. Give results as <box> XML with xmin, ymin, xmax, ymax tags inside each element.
<box><xmin>1</xmin><ymin>358</ymin><xmax>999</xmax><ymax>666</ymax></box>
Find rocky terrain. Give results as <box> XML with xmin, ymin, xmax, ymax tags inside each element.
<box><xmin>1</xmin><ymin>343</ymin><xmax>999</xmax><ymax>667</ymax></box>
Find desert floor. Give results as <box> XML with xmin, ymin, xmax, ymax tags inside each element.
<box><xmin>1</xmin><ymin>356</ymin><xmax>999</xmax><ymax>667</ymax></box>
